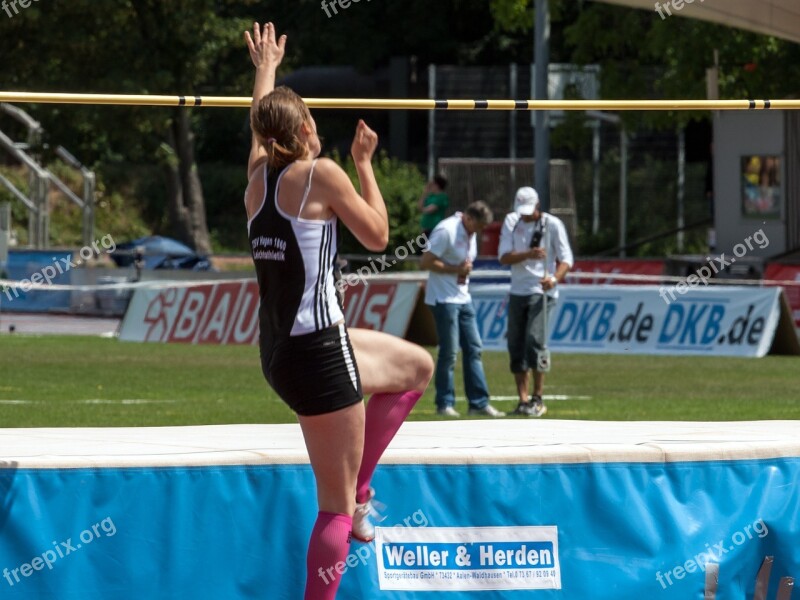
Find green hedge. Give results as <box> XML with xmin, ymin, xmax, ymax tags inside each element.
<box><xmin>334</xmin><ymin>150</ymin><xmax>426</xmax><ymax>256</ymax></box>
<box><xmin>198</xmin><ymin>153</ymin><xmax>426</xmax><ymax>255</ymax></box>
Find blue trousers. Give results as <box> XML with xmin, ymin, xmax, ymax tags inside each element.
<box><xmin>430</xmin><ymin>302</ymin><xmax>490</xmax><ymax>410</ymax></box>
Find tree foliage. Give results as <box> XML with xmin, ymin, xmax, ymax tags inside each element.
<box><xmin>489</xmin><ymin>0</ymin><xmax>800</xmax><ymax>128</ymax></box>
<box><xmin>2</xmin><ymin>0</ymin><xmax>798</xmax><ymax>254</ymax></box>
<box><xmin>0</xmin><ymin>0</ymin><xmax>260</xmax><ymax>251</ymax></box>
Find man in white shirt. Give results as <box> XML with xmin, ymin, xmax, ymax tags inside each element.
<box><xmin>498</xmin><ymin>187</ymin><xmax>573</xmax><ymax>417</ymax></box>
<box><xmin>421</xmin><ymin>201</ymin><xmax>506</xmax><ymax>418</ymax></box>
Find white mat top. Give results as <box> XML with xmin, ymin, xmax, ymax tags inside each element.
<box><xmin>0</xmin><ymin>420</ymin><xmax>798</xmax><ymax>469</ymax></box>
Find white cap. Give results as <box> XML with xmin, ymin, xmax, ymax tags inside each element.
<box><xmin>514</xmin><ymin>187</ymin><xmax>539</xmax><ymax>216</ymax></box>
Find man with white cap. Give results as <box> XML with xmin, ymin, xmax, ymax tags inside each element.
<box><xmin>498</xmin><ymin>187</ymin><xmax>573</xmax><ymax>417</ymax></box>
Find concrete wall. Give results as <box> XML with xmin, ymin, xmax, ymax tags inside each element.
<box><xmin>713</xmin><ymin>111</ymin><xmax>786</xmax><ymax>258</ymax></box>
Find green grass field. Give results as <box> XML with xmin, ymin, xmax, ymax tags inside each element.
<box><xmin>0</xmin><ymin>335</ymin><xmax>798</xmax><ymax>427</ymax></box>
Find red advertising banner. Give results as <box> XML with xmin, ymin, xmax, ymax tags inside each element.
<box><xmin>120</xmin><ymin>279</ymin><xmax>421</xmax><ymax>344</ymax></box>
<box><xmin>121</xmin><ymin>281</ymin><xmax>261</xmax><ymax>345</ymax></box>
<box><xmin>567</xmin><ymin>259</ymin><xmax>665</xmax><ymax>285</ymax></box>
<box><xmin>764</xmin><ymin>263</ymin><xmax>800</xmax><ymax>327</ymax></box>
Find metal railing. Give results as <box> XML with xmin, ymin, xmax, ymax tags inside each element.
<box><xmin>0</xmin><ymin>103</ymin><xmax>95</xmax><ymax>248</ymax></box>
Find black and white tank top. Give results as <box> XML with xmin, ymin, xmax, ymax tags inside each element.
<box><xmin>247</xmin><ymin>160</ymin><xmax>343</xmax><ymax>343</ymax></box>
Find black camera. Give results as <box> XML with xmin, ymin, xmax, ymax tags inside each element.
<box><xmin>529</xmin><ymin>229</ymin><xmax>543</xmax><ymax>249</ymax></box>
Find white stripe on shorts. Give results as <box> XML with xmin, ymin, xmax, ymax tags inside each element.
<box><xmin>338</xmin><ymin>323</ymin><xmax>359</xmax><ymax>391</ymax></box>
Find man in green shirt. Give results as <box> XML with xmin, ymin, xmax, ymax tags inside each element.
<box><xmin>418</xmin><ymin>175</ymin><xmax>450</xmax><ymax>239</ymax></box>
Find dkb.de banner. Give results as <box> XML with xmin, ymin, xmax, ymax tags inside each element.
<box><xmin>471</xmin><ymin>285</ymin><xmax>782</xmax><ymax>357</ymax></box>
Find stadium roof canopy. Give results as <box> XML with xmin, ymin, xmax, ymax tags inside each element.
<box><xmin>594</xmin><ymin>0</ymin><xmax>800</xmax><ymax>45</ymax></box>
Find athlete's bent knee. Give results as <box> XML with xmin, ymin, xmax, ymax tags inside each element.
<box><xmin>415</xmin><ymin>350</ymin><xmax>434</xmax><ymax>391</ymax></box>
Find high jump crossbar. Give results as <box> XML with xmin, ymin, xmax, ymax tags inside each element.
<box><xmin>1</xmin><ymin>92</ymin><xmax>799</xmax><ymax>111</ymax></box>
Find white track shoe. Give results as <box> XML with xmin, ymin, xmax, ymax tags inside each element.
<box><xmin>352</xmin><ymin>488</ymin><xmax>386</xmax><ymax>543</ymax></box>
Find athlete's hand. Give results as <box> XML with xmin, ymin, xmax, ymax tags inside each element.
<box><xmin>245</xmin><ymin>22</ymin><xmax>286</xmax><ymax>69</ymax></box>
<box><xmin>351</xmin><ymin>120</ymin><xmax>379</xmax><ymax>164</ymax></box>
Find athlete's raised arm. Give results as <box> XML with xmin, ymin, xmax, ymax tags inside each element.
<box><xmin>245</xmin><ymin>22</ymin><xmax>286</xmax><ymax>180</ymax></box>
<box><xmin>318</xmin><ymin>120</ymin><xmax>389</xmax><ymax>251</ymax></box>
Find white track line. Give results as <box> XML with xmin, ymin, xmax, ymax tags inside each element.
<box><xmin>0</xmin><ymin>399</ymin><xmax>180</xmax><ymax>405</ymax></box>
<box><xmin>456</xmin><ymin>395</ymin><xmax>592</xmax><ymax>402</ymax></box>
<box><xmin>79</xmin><ymin>399</ymin><xmax>178</xmax><ymax>405</ymax></box>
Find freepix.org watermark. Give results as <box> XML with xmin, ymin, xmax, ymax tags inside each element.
<box><xmin>2</xmin><ymin>234</ymin><xmax>116</xmax><ymax>302</ymax></box>
<box><xmin>321</xmin><ymin>0</ymin><xmax>370</xmax><ymax>19</ymax></box>
<box><xmin>1</xmin><ymin>0</ymin><xmax>40</xmax><ymax>19</ymax></box>
<box><xmin>654</xmin><ymin>0</ymin><xmax>704</xmax><ymax>20</ymax></box>
<box><xmin>317</xmin><ymin>509</ymin><xmax>429</xmax><ymax>586</ymax></box>
<box><xmin>659</xmin><ymin>229</ymin><xmax>769</xmax><ymax>305</ymax></box>
<box><xmin>2</xmin><ymin>517</ymin><xmax>117</xmax><ymax>587</ymax></box>
<box><xmin>336</xmin><ymin>233</ymin><xmax>427</xmax><ymax>294</ymax></box>
<box><xmin>655</xmin><ymin>518</ymin><xmax>769</xmax><ymax>590</ymax></box>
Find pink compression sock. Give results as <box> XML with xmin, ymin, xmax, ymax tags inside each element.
<box><xmin>305</xmin><ymin>512</ymin><xmax>353</xmax><ymax>600</ymax></box>
<box><xmin>356</xmin><ymin>391</ymin><xmax>423</xmax><ymax>503</ymax></box>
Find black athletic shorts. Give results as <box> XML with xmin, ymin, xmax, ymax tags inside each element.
<box><xmin>261</xmin><ymin>323</ymin><xmax>364</xmax><ymax>417</ymax></box>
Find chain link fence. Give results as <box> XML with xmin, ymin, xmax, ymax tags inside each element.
<box><xmin>430</xmin><ymin>64</ymin><xmax>713</xmax><ymax>256</ymax></box>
